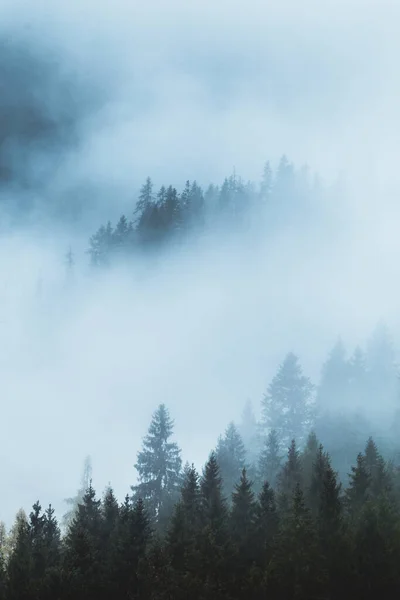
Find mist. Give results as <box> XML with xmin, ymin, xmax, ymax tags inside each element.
<box><xmin>0</xmin><ymin>0</ymin><xmax>399</xmax><ymax>527</ymax></box>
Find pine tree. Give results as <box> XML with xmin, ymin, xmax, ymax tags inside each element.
<box><xmin>364</xmin><ymin>437</ymin><xmax>392</xmax><ymax>499</ymax></box>
<box><xmin>277</xmin><ymin>439</ymin><xmax>303</xmax><ymax>514</ymax></box>
<box><xmin>301</xmin><ymin>430</ymin><xmax>320</xmax><ymax>494</ymax></box>
<box><xmin>307</xmin><ymin>444</ymin><xmax>330</xmax><ymax>517</ymax></box>
<box><xmin>238</xmin><ymin>400</ymin><xmax>259</xmax><ymax>463</ymax></box>
<box><xmin>165</xmin><ymin>465</ymin><xmax>202</xmax><ymax>599</ymax></box>
<box><xmin>366</xmin><ymin>321</ymin><xmax>398</xmax><ymax>413</ymax></box>
<box><xmin>62</xmin><ymin>482</ymin><xmax>103</xmax><ymax>600</ymax></box>
<box><xmin>259</xmin><ymin>160</ymin><xmax>273</xmax><ymax>203</ymax></box>
<box><xmin>198</xmin><ymin>453</ymin><xmax>230</xmax><ymax>599</ymax></box>
<box><xmin>230</xmin><ymin>468</ymin><xmax>256</xmax><ymax>540</ymax></box>
<box><xmin>348</xmin><ymin>345</ymin><xmax>368</xmax><ymax>406</ymax></box>
<box><xmin>257</xmin><ymin>428</ymin><xmax>282</xmax><ymax>489</ymax></box>
<box><xmin>109</xmin><ymin>497</ymin><xmax>151</xmax><ymax>599</ymax></box>
<box><xmin>135</xmin><ymin>177</ymin><xmax>153</xmax><ymax>216</ymax></box>
<box><xmin>268</xmin><ymin>484</ymin><xmax>327</xmax><ymax>599</ymax></box>
<box><xmin>317</xmin><ymin>338</ymin><xmax>349</xmax><ymax>412</ymax></box>
<box><xmin>261</xmin><ymin>352</ymin><xmax>314</xmax><ymax>448</ymax></box>
<box><xmin>63</xmin><ymin>455</ymin><xmax>93</xmax><ymax>530</ymax></box>
<box><xmin>6</xmin><ymin>510</ymin><xmax>32</xmax><ymax>600</ymax></box>
<box><xmin>229</xmin><ymin>469</ymin><xmax>257</xmax><ymax>596</ymax></box>
<box><xmin>215</xmin><ymin>422</ymin><xmax>246</xmax><ymax>500</ymax></box>
<box><xmin>346</xmin><ymin>452</ymin><xmax>371</xmax><ymax>517</ymax></box>
<box><xmin>132</xmin><ymin>404</ymin><xmax>182</xmax><ymax>525</ymax></box>
<box><xmin>254</xmin><ymin>481</ymin><xmax>279</xmax><ymax>559</ymax></box>
<box><xmin>200</xmin><ymin>452</ymin><xmax>227</xmax><ymax>533</ymax></box>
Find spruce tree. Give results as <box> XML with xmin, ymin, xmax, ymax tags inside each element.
<box><xmin>257</xmin><ymin>428</ymin><xmax>282</xmax><ymax>490</ymax></box>
<box><xmin>364</xmin><ymin>436</ymin><xmax>392</xmax><ymax>499</ymax></box>
<box><xmin>238</xmin><ymin>400</ymin><xmax>259</xmax><ymax>463</ymax></box>
<box><xmin>6</xmin><ymin>510</ymin><xmax>32</xmax><ymax>600</ymax></box>
<box><xmin>215</xmin><ymin>422</ymin><xmax>246</xmax><ymax>500</ymax></box>
<box><xmin>346</xmin><ymin>452</ymin><xmax>371</xmax><ymax>518</ymax></box>
<box><xmin>63</xmin><ymin>455</ymin><xmax>93</xmax><ymax>530</ymax></box>
<box><xmin>267</xmin><ymin>484</ymin><xmax>327</xmax><ymax>599</ymax></box>
<box><xmin>277</xmin><ymin>439</ymin><xmax>303</xmax><ymax>514</ymax></box>
<box><xmin>261</xmin><ymin>352</ymin><xmax>314</xmax><ymax>447</ymax></box>
<box><xmin>109</xmin><ymin>497</ymin><xmax>151</xmax><ymax>599</ymax></box>
<box><xmin>132</xmin><ymin>404</ymin><xmax>182</xmax><ymax>525</ymax></box>
<box><xmin>317</xmin><ymin>338</ymin><xmax>349</xmax><ymax>412</ymax></box>
<box><xmin>62</xmin><ymin>482</ymin><xmax>103</xmax><ymax>600</ymax></box>
<box><xmin>300</xmin><ymin>430</ymin><xmax>320</xmax><ymax>493</ymax></box>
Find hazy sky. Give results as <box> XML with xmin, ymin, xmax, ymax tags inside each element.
<box><xmin>0</xmin><ymin>0</ymin><xmax>399</xmax><ymax>526</ymax></box>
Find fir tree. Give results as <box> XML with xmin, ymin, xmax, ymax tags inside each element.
<box><xmin>237</xmin><ymin>400</ymin><xmax>259</xmax><ymax>463</ymax></box>
<box><xmin>277</xmin><ymin>439</ymin><xmax>303</xmax><ymax>514</ymax></box>
<box><xmin>346</xmin><ymin>452</ymin><xmax>371</xmax><ymax>517</ymax></box>
<box><xmin>62</xmin><ymin>482</ymin><xmax>103</xmax><ymax>600</ymax></box>
<box><xmin>261</xmin><ymin>352</ymin><xmax>314</xmax><ymax>448</ymax></box>
<box><xmin>63</xmin><ymin>455</ymin><xmax>93</xmax><ymax>530</ymax></box>
<box><xmin>268</xmin><ymin>484</ymin><xmax>327</xmax><ymax>599</ymax></box>
<box><xmin>215</xmin><ymin>422</ymin><xmax>246</xmax><ymax>500</ymax></box>
<box><xmin>257</xmin><ymin>428</ymin><xmax>282</xmax><ymax>490</ymax></box>
<box><xmin>317</xmin><ymin>338</ymin><xmax>349</xmax><ymax>412</ymax></box>
<box><xmin>132</xmin><ymin>404</ymin><xmax>182</xmax><ymax>525</ymax></box>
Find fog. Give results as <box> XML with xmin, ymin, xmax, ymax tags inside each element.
<box><xmin>0</xmin><ymin>0</ymin><xmax>399</xmax><ymax>525</ymax></box>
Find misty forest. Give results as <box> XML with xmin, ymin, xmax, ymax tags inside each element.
<box><xmin>1</xmin><ymin>2</ymin><xmax>400</xmax><ymax>600</ymax></box>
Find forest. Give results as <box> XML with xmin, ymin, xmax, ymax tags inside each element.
<box><xmin>85</xmin><ymin>156</ymin><xmax>327</xmax><ymax>267</ymax></box>
<box><xmin>1</xmin><ymin>321</ymin><xmax>400</xmax><ymax>600</ymax></box>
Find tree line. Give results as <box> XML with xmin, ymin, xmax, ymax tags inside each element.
<box><xmin>86</xmin><ymin>156</ymin><xmax>322</xmax><ymax>267</ymax></box>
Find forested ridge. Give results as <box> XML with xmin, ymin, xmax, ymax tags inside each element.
<box><xmin>86</xmin><ymin>156</ymin><xmax>325</xmax><ymax>266</ymax></box>
<box><xmin>1</xmin><ymin>325</ymin><xmax>400</xmax><ymax>600</ymax></box>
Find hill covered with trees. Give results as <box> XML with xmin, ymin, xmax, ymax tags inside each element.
<box><xmin>1</xmin><ymin>321</ymin><xmax>400</xmax><ymax>599</ymax></box>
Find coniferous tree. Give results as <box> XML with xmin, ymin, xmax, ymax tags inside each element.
<box><xmin>261</xmin><ymin>352</ymin><xmax>314</xmax><ymax>448</ymax></box>
<box><xmin>108</xmin><ymin>496</ymin><xmax>151</xmax><ymax>599</ymax></box>
<box><xmin>317</xmin><ymin>338</ymin><xmax>349</xmax><ymax>413</ymax></box>
<box><xmin>6</xmin><ymin>510</ymin><xmax>32</xmax><ymax>600</ymax></box>
<box><xmin>198</xmin><ymin>453</ymin><xmax>230</xmax><ymax>599</ymax></box>
<box><xmin>62</xmin><ymin>482</ymin><xmax>103</xmax><ymax>600</ymax></box>
<box><xmin>277</xmin><ymin>439</ymin><xmax>303</xmax><ymax>514</ymax></box>
<box><xmin>257</xmin><ymin>428</ymin><xmax>282</xmax><ymax>490</ymax></box>
<box><xmin>237</xmin><ymin>400</ymin><xmax>259</xmax><ymax>463</ymax></box>
<box><xmin>215</xmin><ymin>422</ymin><xmax>246</xmax><ymax>500</ymax></box>
<box><xmin>346</xmin><ymin>452</ymin><xmax>371</xmax><ymax>518</ymax></box>
<box><xmin>267</xmin><ymin>483</ymin><xmax>327</xmax><ymax>599</ymax></box>
<box><xmin>135</xmin><ymin>176</ymin><xmax>154</xmax><ymax>216</ymax></box>
<box><xmin>300</xmin><ymin>430</ymin><xmax>320</xmax><ymax>493</ymax></box>
<box><xmin>63</xmin><ymin>456</ymin><xmax>93</xmax><ymax>530</ymax></box>
<box><xmin>132</xmin><ymin>404</ymin><xmax>182</xmax><ymax>526</ymax></box>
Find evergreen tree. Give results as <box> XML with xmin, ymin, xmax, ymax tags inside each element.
<box><xmin>108</xmin><ymin>496</ymin><xmax>151</xmax><ymax>599</ymax></box>
<box><xmin>63</xmin><ymin>455</ymin><xmax>93</xmax><ymax>530</ymax></box>
<box><xmin>135</xmin><ymin>176</ymin><xmax>153</xmax><ymax>215</ymax></box>
<box><xmin>366</xmin><ymin>321</ymin><xmax>398</xmax><ymax>412</ymax></box>
<box><xmin>317</xmin><ymin>338</ymin><xmax>349</xmax><ymax>412</ymax></box>
<box><xmin>364</xmin><ymin>437</ymin><xmax>392</xmax><ymax>499</ymax></box>
<box><xmin>254</xmin><ymin>481</ymin><xmax>279</xmax><ymax>559</ymax></box>
<box><xmin>277</xmin><ymin>439</ymin><xmax>303</xmax><ymax>513</ymax></box>
<box><xmin>346</xmin><ymin>452</ymin><xmax>371</xmax><ymax>517</ymax></box>
<box><xmin>215</xmin><ymin>422</ymin><xmax>246</xmax><ymax>500</ymax></box>
<box><xmin>237</xmin><ymin>400</ymin><xmax>259</xmax><ymax>463</ymax></box>
<box><xmin>6</xmin><ymin>510</ymin><xmax>32</xmax><ymax>600</ymax></box>
<box><xmin>348</xmin><ymin>345</ymin><xmax>368</xmax><ymax>406</ymax></box>
<box><xmin>257</xmin><ymin>428</ymin><xmax>282</xmax><ymax>490</ymax></box>
<box><xmin>200</xmin><ymin>452</ymin><xmax>227</xmax><ymax>533</ymax></box>
<box><xmin>261</xmin><ymin>352</ymin><xmax>314</xmax><ymax>448</ymax></box>
<box><xmin>62</xmin><ymin>482</ymin><xmax>103</xmax><ymax>600</ymax></box>
<box><xmin>301</xmin><ymin>430</ymin><xmax>320</xmax><ymax>495</ymax></box>
<box><xmin>267</xmin><ymin>484</ymin><xmax>327</xmax><ymax>599</ymax></box>
<box><xmin>132</xmin><ymin>404</ymin><xmax>182</xmax><ymax>525</ymax></box>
